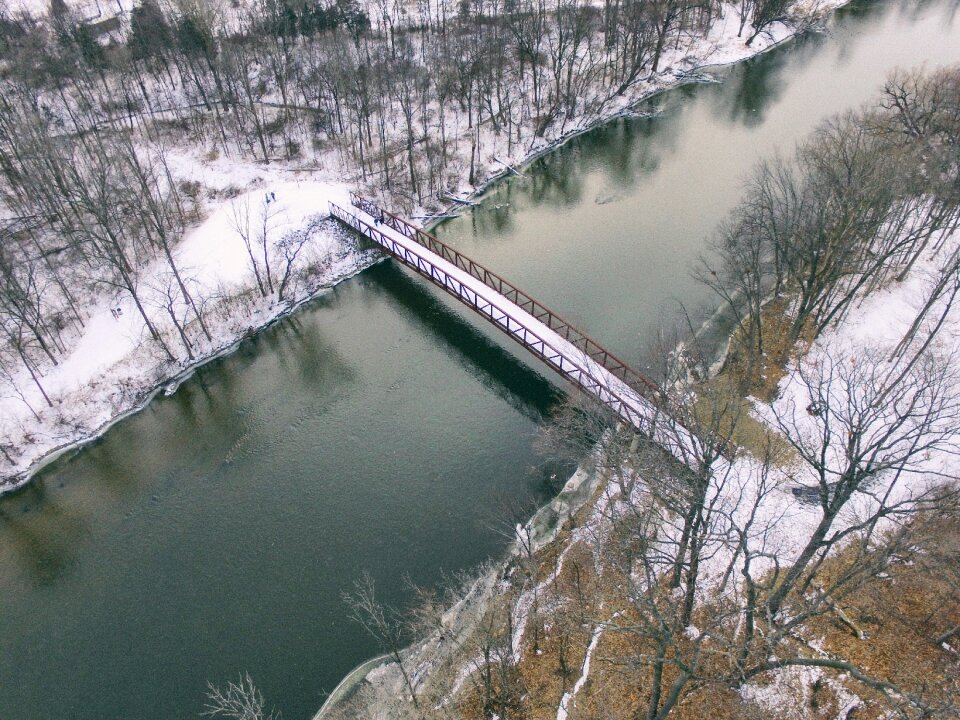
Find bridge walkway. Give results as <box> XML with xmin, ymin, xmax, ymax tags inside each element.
<box><xmin>329</xmin><ymin>193</ymin><xmax>699</xmax><ymax>467</ymax></box>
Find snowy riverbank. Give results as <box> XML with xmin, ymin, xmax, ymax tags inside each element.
<box><xmin>312</xmin><ymin>453</ymin><xmax>610</xmax><ymax>720</ymax></box>
<box><xmin>396</xmin><ymin>0</ymin><xmax>842</xmax><ymax>221</ymax></box>
<box><xmin>0</xmin><ymin>182</ymin><xmax>383</xmax><ymax>491</ymax></box>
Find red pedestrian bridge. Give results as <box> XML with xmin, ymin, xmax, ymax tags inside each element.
<box><xmin>330</xmin><ymin>193</ymin><xmax>699</xmax><ymax>466</ymax></box>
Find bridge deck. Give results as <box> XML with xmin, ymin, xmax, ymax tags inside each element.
<box><xmin>330</xmin><ymin>195</ymin><xmax>699</xmax><ymax>467</ymax></box>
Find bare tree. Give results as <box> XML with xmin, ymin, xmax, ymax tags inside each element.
<box><xmin>765</xmin><ymin>345</ymin><xmax>960</xmax><ymax>617</ymax></box>
<box><xmin>203</xmin><ymin>673</ymin><xmax>278</xmax><ymax>720</ymax></box>
<box><xmin>468</xmin><ymin>597</ymin><xmax>525</xmax><ymax>720</ymax></box>
<box><xmin>146</xmin><ymin>270</ymin><xmax>197</xmax><ymax>359</ymax></box>
<box><xmin>0</xmin><ymin>242</ymin><xmax>64</xmax><ymax>364</ymax></box>
<box><xmin>0</xmin><ymin>346</ymin><xmax>44</xmax><ymax>420</ymax></box>
<box><xmin>343</xmin><ymin>570</ymin><xmax>421</xmax><ymax>709</ymax></box>
<box><xmin>745</xmin><ymin>0</ymin><xmax>790</xmax><ymax>46</ymax></box>
<box><xmin>229</xmin><ymin>196</ymin><xmax>279</xmax><ymax>298</ymax></box>
<box><xmin>275</xmin><ymin>219</ymin><xmax>316</xmax><ymax>302</ymax></box>
<box><xmin>113</xmin><ymin>136</ymin><xmax>213</xmax><ymax>341</ymax></box>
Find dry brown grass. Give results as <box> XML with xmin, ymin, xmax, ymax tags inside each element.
<box><xmin>708</xmin><ymin>298</ymin><xmax>817</xmax><ymax>401</ymax></box>
<box><xmin>450</xmin><ymin>295</ymin><xmax>959</xmax><ymax>720</ymax></box>
<box><xmin>690</xmin><ymin>371</ymin><xmax>799</xmax><ymax>466</ymax></box>
<box><xmin>800</xmin><ymin>514</ymin><xmax>960</xmax><ymax>718</ymax></box>
<box><xmin>453</xmin><ymin>493</ymin><xmax>960</xmax><ymax>719</ymax></box>
<box><xmin>687</xmin><ymin>298</ymin><xmax>814</xmax><ymax>467</ymax></box>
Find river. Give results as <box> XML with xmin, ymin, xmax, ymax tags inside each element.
<box><xmin>2</xmin><ymin>1</ymin><xmax>959</xmax><ymax>718</ymax></box>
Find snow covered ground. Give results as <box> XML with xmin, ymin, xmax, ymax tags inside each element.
<box><xmin>740</xmin><ymin>229</ymin><xmax>960</xmax><ymax>586</ymax></box>
<box><xmin>0</xmin><ymin>179</ymin><xmax>380</xmax><ymax>489</ymax></box>
<box><xmin>432</xmin><ymin>215</ymin><xmax>960</xmax><ymax>719</ymax></box>
<box><xmin>0</xmin><ymin>0</ymin><xmax>847</xmax><ymax>493</ymax></box>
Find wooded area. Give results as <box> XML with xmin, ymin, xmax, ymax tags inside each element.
<box><xmin>0</xmin><ymin>0</ymin><xmax>804</xmax><ymax>468</ymax></box>
<box><xmin>318</xmin><ymin>65</ymin><xmax>960</xmax><ymax>720</ymax></box>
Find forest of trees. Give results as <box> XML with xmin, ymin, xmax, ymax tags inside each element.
<box><xmin>0</xmin><ymin>0</ymin><xmax>799</xmax><ymax>200</ymax></box>
<box><xmin>0</xmin><ymin>0</ymin><xmax>805</xmax><ymax>466</ymax></box>
<box><xmin>0</xmin><ymin>0</ymin><xmax>804</xmax><ymax>200</ymax></box>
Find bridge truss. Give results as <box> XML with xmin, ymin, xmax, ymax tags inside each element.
<box><xmin>330</xmin><ymin>193</ymin><xmax>699</xmax><ymax>466</ymax></box>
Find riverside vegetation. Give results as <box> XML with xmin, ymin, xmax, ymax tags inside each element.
<box><xmin>305</xmin><ymin>65</ymin><xmax>960</xmax><ymax>720</ymax></box>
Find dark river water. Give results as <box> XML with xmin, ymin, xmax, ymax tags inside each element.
<box><xmin>3</xmin><ymin>2</ymin><xmax>960</xmax><ymax>718</ymax></box>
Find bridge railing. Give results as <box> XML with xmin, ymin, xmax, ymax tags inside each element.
<box><xmin>349</xmin><ymin>192</ymin><xmax>660</xmax><ymax>397</ymax></box>
<box><xmin>329</xmin><ymin>201</ymin><xmax>668</xmax><ymax>438</ymax></box>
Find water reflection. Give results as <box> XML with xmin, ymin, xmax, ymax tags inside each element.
<box><xmin>461</xmin><ymin>111</ymin><xmax>678</xmax><ymax>243</ymax></box>
<box><xmin>527</xmin><ymin>149</ymin><xmax>589</xmax><ymax>208</ymax></box>
<box><xmin>605</xmin><ymin>112</ymin><xmax>670</xmax><ymax>184</ymax></box>
<box><xmin>522</xmin><ymin>113</ymin><xmax>674</xmax><ymax>209</ymax></box>
<box><xmin>0</xmin><ymin>484</ymin><xmax>85</xmax><ymax>588</ymax></box>
<box><xmin>717</xmin><ymin>43</ymin><xmax>796</xmax><ymax>127</ymax></box>
<box><xmin>369</xmin><ymin>262</ymin><xmax>562</xmax><ymax>422</ymax></box>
